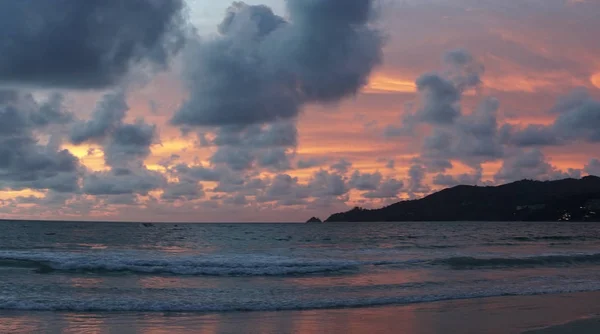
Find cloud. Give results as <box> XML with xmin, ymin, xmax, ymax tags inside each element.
<box><xmin>349</xmin><ymin>170</ymin><xmax>383</xmax><ymax>191</ymax></box>
<box><xmin>433</xmin><ymin>169</ymin><xmax>483</xmax><ymax>187</ymax></box>
<box><xmin>508</xmin><ymin>88</ymin><xmax>600</xmax><ymax>145</ymax></box>
<box><xmin>407</xmin><ymin>164</ymin><xmax>429</xmax><ymax>196</ymax></box>
<box><xmin>70</xmin><ymin>91</ymin><xmax>159</xmax><ymax>168</ymax></box>
<box><xmin>0</xmin><ymin>90</ymin><xmax>81</xmax><ymax>193</ymax></box>
<box><xmin>104</xmin><ymin>120</ymin><xmax>156</xmax><ymax>167</ymax></box>
<box><xmin>70</xmin><ymin>92</ymin><xmax>128</xmax><ymax>145</ymax></box>
<box><xmin>161</xmin><ymin>181</ymin><xmax>205</xmax><ymax>202</ymax></box>
<box><xmin>412</xmin><ymin>49</ymin><xmax>484</xmax><ymax>125</ymax></box>
<box><xmin>171</xmin><ymin>0</ymin><xmax>383</xmax><ymax>127</ymax></box>
<box><xmin>83</xmin><ymin>166</ymin><xmax>166</xmax><ymax>196</ymax></box>
<box><xmin>0</xmin><ymin>0</ymin><xmax>187</xmax><ymax>89</ymax></box>
<box><xmin>585</xmin><ymin>159</ymin><xmax>600</xmax><ymax>176</ymax></box>
<box><xmin>418</xmin><ymin>96</ymin><xmax>504</xmax><ymax>170</ymax></box>
<box><xmin>330</xmin><ymin>159</ymin><xmax>353</xmax><ymax>174</ymax></box>
<box><xmin>494</xmin><ymin>149</ymin><xmax>579</xmax><ymax>183</ymax></box>
<box><xmin>363</xmin><ymin>178</ymin><xmax>404</xmax><ymax>199</ymax></box>
<box><xmin>297</xmin><ymin>158</ymin><xmax>325</xmax><ymax>169</ymax></box>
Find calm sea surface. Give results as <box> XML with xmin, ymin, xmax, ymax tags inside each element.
<box><xmin>1</xmin><ymin>221</ymin><xmax>600</xmax><ymax>316</ymax></box>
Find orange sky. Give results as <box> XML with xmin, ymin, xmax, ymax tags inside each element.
<box><xmin>1</xmin><ymin>0</ymin><xmax>600</xmax><ymax>222</ymax></box>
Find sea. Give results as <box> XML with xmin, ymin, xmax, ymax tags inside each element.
<box><xmin>1</xmin><ymin>220</ymin><xmax>600</xmax><ymax>316</ymax></box>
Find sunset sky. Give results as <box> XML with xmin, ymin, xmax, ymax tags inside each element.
<box><xmin>0</xmin><ymin>0</ymin><xmax>599</xmax><ymax>222</ymax></box>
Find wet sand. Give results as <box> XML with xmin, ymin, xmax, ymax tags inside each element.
<box><xmin>2</xmin><ymin>292</ymin><xmax>600</xmax><ymax>334</ymax></box>
<box><xmin>524</xmin><ymin>317</ymin><xmax>600</xmax><ymax>334</ymax></box>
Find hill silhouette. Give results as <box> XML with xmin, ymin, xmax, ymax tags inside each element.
<box><xmin>323</xmin><ymin>176</ymin><xmax>600</xmax><ymax>222</ymax></box>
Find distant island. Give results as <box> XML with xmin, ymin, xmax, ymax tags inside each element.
<box><xmin>314</xmin><ymin>176</ymin><xmax>600</xmax><ymax>223</ymax></box>
<box><xmin>306</xmin><ymin>217</ymin><xmax>323</xmax><ymax>223</ymax></box>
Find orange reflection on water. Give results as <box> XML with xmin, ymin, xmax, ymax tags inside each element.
<box><xmin>0</xmin><ymin>315</ymin><xmax>44</xmax><ymax>334</ymax></box>
<box><xmin>59</xmin><ymin>313</ymin><xmax>107</xmax><ymax>334</ymax></box>
<box><xmin>69</xmin><ymin>277</ymin><xmax>104</xmax><ymax>289</ymax></box>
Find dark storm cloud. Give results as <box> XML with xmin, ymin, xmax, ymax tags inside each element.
<box><xmin>0</xmin><ymin>0</ymin><xmax>187</xmax><ymax>89</ymax></box>
<box><xmin>0</xmin><ymin>90</ymin><xmax>81</xmax><ymax>192</ymax></box>
<box><xmin>171</xmin><ymin>0</ymin><xmax>384</xmax><ymax>127</ymax></box>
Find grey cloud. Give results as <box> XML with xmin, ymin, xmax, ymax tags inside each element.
<box><xmin>104</xmin><ymin>120</ymin><xmax>156</xmax><ymax>167</ymax></box>
<box><xmin>210</xmin><ymin>146</ymin><xmax>255</xmax><ymax>171</ymax></box>
<box><xmin>363</xmin><ymin>178</ymin><xmax>404</xmax><ymax>199</ymax></box>
<box><xmin>162</xmin><ymin>181</ymin><xmax>205</xmax><ymax>201</ymax></box>
<box><xmin>209</xmin><ymin>120</ymin><xmax>297</xmax><ymax>172</ymax></box>
<box><xmin>257</xmin><ymin>147</ymin><xmax>293</xmax><ymax>171</ymax></box>
<box><xmin>29</xmin><ymin>94</ymin><xmax>73</xmax><ymax>127</ymax></box>
<box><xmin>70</xmin><ymin>92</ymin><xmax>128</xmax><ymax>144</ymax></box>
<box><xmin>552</xmin><ymin>94</ymin><xmax>600</xmax><ymax>142</ymax></box>
<box><xmin>297</xmin><ymin>158</ymin><xmax>325</xmax><ymax>169</ymax></box>
<box><xmin>308</xmin><ymin>170</ymin><xmax>349</xmax><ymax>197</ymax></box>
<box><xmin>70</xmin><ymin>92</ymin><xmax>159</xmax><ymax>168</ymax></box>
<box><xmin>433</xmin><ymin>169</ymin><xmax>482</xmax><ymax>187</ymax></box>
<box><xmin>550</xmin><ymin>88</ymin><xmax>591</xmax><ymax>114</ymax></box>
<box><xmin>0</xmin><ymin>90</ymin><xmax>81</xmax><ymax>192</ymax></box>
<box><xmin>172</xmin><ymin>0</ymin><xmax>383</xmax><ymax>127</ymax></box>
<box><xmin>0</xmin><ymin>0</ymin><xmax>187</xmax><ymax>89</ymax></box>
<box><xmin>407</xmin><ymin>164</ymin><xmax>429</xmax><ymax>196</ymax></box>
<box><xmin>415</xmin><ymin>74</ymin><xmax>461</xmax><ymax>124</ymax></box>
<box><xmin>442</xmin><ymin>49</ymin><xmax>484</xmax><ymax>91</ymax></box>
<box><xmin>223</xmin><ymin>194</ymin><xmax>248</xmax><ymax>206</ymax></box>
<box><xmin>585</xmin><ymin>159</ymin><xmax>600</xmax><ymax>176</ymax></box>
<box><xmin>508</xmin><ymin>124</ymin><xmax>561</xmax><ymax>147</ymax></box>
<box><xmin>349</xmin><ymin>170</ymin><xmax>383</xmax><ymax>191</ymax></box>
<box><xmin>173</xmin><ymin>164</ymin><xmax>225</xmax><ymax>182</ymax></box>
<box><xmin>493</xmin><ymin>149</ymin><xmax>574</xmax><ymax>183</ymax></box>
<box><xmin>330</xmin><ymin>159</ymin><xmax>353</xmax><ymax>174</ymax></box>
<box><xmin>83</xmin><ymin>167</ymin><xmax>166</xmax><ymax>196</ymax></box>
<box><xmin>419</xmin><ymin>96</ymin><xmax>504</xmax><ymax>170</ymax></box>
<box><xmin>508</xmin><ymin>89</ymin><xmax>600</xmax><ymax>146</ymax></box>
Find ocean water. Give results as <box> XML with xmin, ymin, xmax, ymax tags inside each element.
<box><xmin>1</xmin><ymin>221</ymin><xmax>600</xmax><ymax>314</ymax></box>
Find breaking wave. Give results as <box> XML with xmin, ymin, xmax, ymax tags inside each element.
<box><xmin>0</xmin><ymin>251</ymin><xmax>367</xmax><ymax>276</ymax></box>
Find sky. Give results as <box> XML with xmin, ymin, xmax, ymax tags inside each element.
<box><xmin>0</xmin><ymin>0</ymin><xmax>599</xmax><ymax>222</ymax></box>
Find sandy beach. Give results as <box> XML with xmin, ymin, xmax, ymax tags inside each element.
<box><xmin>1</xmin><ymin>291</ymin><xmax>599</xmax><ymax>334</ymax></box>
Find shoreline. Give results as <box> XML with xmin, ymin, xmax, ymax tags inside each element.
<box><xmin>2</xmin><ymin>291</ymin><xmax>600</xmax><ymax>333</ymax></box>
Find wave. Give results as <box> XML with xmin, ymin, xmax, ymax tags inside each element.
<box><xmin>0</xmin><ymin>284</ymin><xmax>599</xmax><ymax>313</ymax></box>
<box><xmin>509</xmin><ymin>235</ymin><xmax>594</xmax><ymax>242</ymax></box>
<box><xmin>0</xmin><ymin>251</ymin><xmax>368</xmax><ymax>276</ymax></box>
<box><xmin>435</xmin><ymin>253</ymin><xmax>600</xmax><ymax>269</ymax></box>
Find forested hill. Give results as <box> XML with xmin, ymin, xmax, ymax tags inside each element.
<box><xmin>322</xmin><ymin>176</ymin><xmax>600</xmax><ymax>222</ymax></box>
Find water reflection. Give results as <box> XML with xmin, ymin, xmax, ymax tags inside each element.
<box><xmin>0</xmin><ymin>314</ymin><xmax>44</xmax><ymax>334</ymax></box>
<box><xmin>69</xmin><ymin>277</ymin><xmax>104</xmax><ymax>288</ymax></box>
<box><xmin>3</xmin><ymin>292</ymin><xmax>599</xmax><ymax>334</ymax></box>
